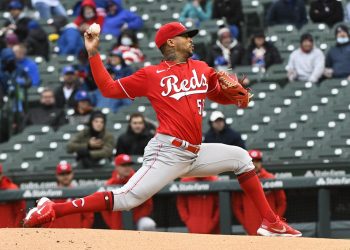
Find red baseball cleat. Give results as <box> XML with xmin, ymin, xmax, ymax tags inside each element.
<box><xmin>23</xmin><ymin>197</ymin><xmax>55</xmax><ymax>228</ymax></box>
<box><xmin>257</xmin><ymin>217</ymin><xmax>302</xmax><ymax>237</ymax></box>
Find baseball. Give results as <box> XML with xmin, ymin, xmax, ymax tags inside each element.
<box><xmin>88</xmin><ymin>23</ymin><xmax>100</xmax><ymax>35</ymax></box>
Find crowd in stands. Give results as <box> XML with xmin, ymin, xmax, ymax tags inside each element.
<box><xmin>0</xmin><ymin>0</ymin><xmax>350</xmax><ymax>234</ymax></box>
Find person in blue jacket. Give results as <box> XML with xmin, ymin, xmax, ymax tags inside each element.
<box><xmin>102</xmin><ymin>0</ymin><xmax>143</xmax><ymax>37</ymax></box>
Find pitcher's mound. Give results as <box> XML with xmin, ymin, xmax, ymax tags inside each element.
<box><xmin>0</xmin><ymin>228</ymin><xmax>349</xmax><ymax>250</ymax></box>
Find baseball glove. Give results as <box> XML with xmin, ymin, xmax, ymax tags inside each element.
<box><xmin>216</xmin><ymin>71</ymin><xmax>253</xmax><ymax>108</ymax></box>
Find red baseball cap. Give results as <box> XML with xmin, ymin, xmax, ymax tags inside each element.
<box><xmin>248</xmin><ymin>150</ymin><xmax>263</xmax><ymax>161</ymax></box>
<box><xmin>114</xmin><ymin>154</ymin><xmax>133</xmax><ymax>166</ymax></box>
<box><xmin>154</xmin><ymin>22</ymin><xmax>198</xmax><ymax>48</ymax></box>
<box><xmin>56</xmin><ymin>162</ymin><xmax>72</xmax><ymax>174</ymax></box>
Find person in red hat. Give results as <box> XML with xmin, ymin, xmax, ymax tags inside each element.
<box><xmin>101</xmin><ymin>154</ymin><xmax>156</xmax><ymax>230</ymax></box>
<box><xmin>0</xmin><ymin>164</ymin><xmax>26</xmax><ymax>227</ymax></box>
<box><xmin>24</xmin><ymin>21</ymin><xmax>301</xmax><ymax>237</ymax></box>
<box><xmin>176</xmin><ymin>176</ymin><xmax>220</xmax><ymax>234</ymax></box>
<box><xmin>42</xmin><ymin>162</ymin><xmax>94</xmax><ymax>228</ymax></box>
<box><xmin>232</xmin><ymin>150</ymin><xmax>287</xmax><ymax>235</ymax></box>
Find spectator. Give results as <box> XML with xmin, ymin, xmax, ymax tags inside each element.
<box><xmin>22</xmin><ymin>88</ymin><xmax>67</xmax><ymax>130</ymax></box>
<box><xmin>244</xmin><ymin>31</ymin><xmax>282</xmax><ymax>71</ymax></box>
<box><xmin>31</xmin><ymin>0</ymin><xmax>67</xmax><ymax>20</ymax></box>
<box><xmin>67</xmin><ymin>110</ymin><xmax>115</xmax><ymax>168</ymax></box>
<box><xmin>0</xmin><ymin>164</ymin><xmax>26</xmax><ymax>228</ymax></box>
<box><xmin>51</xmin><ymin>16</ymin><xmax>84</xmax><ymax>56</ymax></box>
<box><xmin>204</xmin><ymin>111</ymin><xmax>245</xmax><ymax>149</ymax></box>
<box><xmin>102</xmin><ymin>0</ymin><xmax>143</xmax><ymax>38</ymax></box>
<box><xmin>179</xmin><ymin>0</ymin><xmax>212</xmax><ymax>26</ymax></box>
<box><xmin>91</xmin><ymin>51</ymin><xmax>132</xmax><ymax>112</ymax></box>
<box><xmin>54</xmin><ymin>65</ymin><xmax>80</xmax><ymax>109</ymax></box>
<box><xmin>176</xmin><ymin>176</ymin><xmax>220</xmax><ymax>234</ymax></box>
<box><xmin>101</xmin><ymin>154</ymin><xmax>155</xmax><ymax>230</ymax></box>
<box><xmin>324</xmin><ymin>25</ymin><xmax>350</xmax><ymax>79</ymax></box>
<box><xmin>309</xmin><ymin>0</ymin><xmax>344</xmax><ymax>27</ymax></box>
<box><xmin>111</xmin><ymin>29</ymin><xmax>145</xmax><ymax>65</ymax></box>
<box><xmin>43</xmin><ymin>162</ymin><xmax>94</xmax><ymax>228</ymax></box>
<box><xmin>116</xmin><ymin>113</ymin><xmax>155</xmax><ymax>155</ymax></box>
<box><xmin>24</xmin><ymin>20</ymin><xmax>50</xmax><ymax>61</ymax></box>
<box><xmin>212</xmin><ymin>0</ymin><xmax>244</xmax><ymax>39</ymax></box>
<box><xmin>4</xmin><ymin>32</ymin><xmax>19</xmax><ymax>49</ymax></box>
<box><xmin>13</xmin><ymin>43</ymin><xmax>40</xmax><ymax>87</ymax></box>
<box><xmin>74</xmin><ymin>0</ymin><xmax>104</xmax><ymax>34</ymax></box>
<box><xmin>233</xmin><ymin>150</ymin><xmax>287</xmax><ymax>235</ymax></box>
<box><xmin>286</xmin><ymin>33</ymin><xmax>325</xmax><ymax>83</ymax></box>
<box><xmin>207</xmin><ymin>27</ymin><xmax>245</xmax><ymax>70</ymax></box>
<box><xmin>266</xmin><ymin>0</ymin><xmax>307</xmax><ymax>29</ymax></box>
<box><xmin>67</xmin><ymin>90</ymin><xmax>94</xmax><ymax>125</ymax></box>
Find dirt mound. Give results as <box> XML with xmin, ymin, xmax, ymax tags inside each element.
<box><xmin>0</xmin><ymin>229</ymin><xmax>349</xmax><ymax>250</ymax></box>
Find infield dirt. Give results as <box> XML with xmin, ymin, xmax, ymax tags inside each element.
<box><xmin>0</xmin><ymin>228</ymin><xmax>349</xmax><ymax>250</ymax></box>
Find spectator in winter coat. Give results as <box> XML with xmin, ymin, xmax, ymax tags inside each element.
<box><xmin>67</xmin><ymin>90</ymin><xmax>94</xmax><ymax>125</ymax></box>
<box><xmin>233</xmin><ymin>150</ymin><xmax>287</xmax><ymax>235</ymax></box>
<box><xmin>286</xmin><ymin>33</ymin><xmax>325</xmax><ymax>83</ymax></box>
<box><xmin>309</xmin><ymin>0</ymin><xmax>344</xmax><ymax>27</ymax></box>
<box><xmin>102</xmin><ymin>0</ymin><xmax>143</xmax><ymax>38</ymax></box>
<box><xmin>266</xmin><ymin>0</ymin><xmax>307</xmax><ymax>29</ymax></box>
<box><xmin>101</xmin><ymin>154</ymin><xmax>156</xmax><ymax>230</ymax></box>
<box><xmin>111</xmin><ymin>29</ymin><xmax>145</xmax><ymax>65</ymax></box>
<box><xmin>0</xmin><ymin>164</ymin><xmax>26</xmax><ymax>228</ymax></box>
<box><xmin>67</xmin><ymin>110</ymin><xmax>115</xmax><ymax>168</ymax></box>
<box><xmin>13</xmin><ymin>43</ymin><xmax>40</xmax><ymax>87</ymax></box>
<box><xmin>54</xmin><ymin>65</ymin><xmax>80</xmax><ymax>109</ymax></box>
<box><xmin>43</xmin><ymin>162</ymin><xmax>94</xmax><ymax>228</ymax></box>
<box><xmin>179</xmin><ymin>0</ymin><xmax>212</xmax><ymax>26</ymax></box>
<box><xmin>31</xmin><ymin>0</ymin><xmax>67</xmax><ymax>20</ymax></box>
<box><xmin>207</xmin><ymin>27</ymin><xmax>245</xmax><ymax>70</ymax></box>
<box><xmin>22</xmin><ymin>88</ymin><xmax>67</xmax><ymax>130</ymax></box>
<box><xmin>244</xmin><ymin>31</ymin><xmax>282</xmax><ymax>70</ymax></box>
<box><xmin>74</xmin><ymin>0</ymin><xmax>104</xmax><ymax>34</ymax></box>
<box><xmin>51</xmin><ymin>16</ymin><xmax>84</xmax><ymax>56</ymax></box>
<box><xmin>116</xmin><ymin>113</ymin><xmax>155</xmax><ymax>155</ymax></box>
<box><xmin>204</xmin><ymin>111</ymin><xmax>245</xmax><ymax>149</ymax></box>
<box><xmin>24</xmin><ymin>20</ymin><xmax>50</xmax><ymax>61</ymax></box>
<box><xmin>212</xmin><ymin>0</ymin><xmax>244</xmax><ymax>39</ymax></box>
<box><xmin>324</xmin><ymin>25</ymin><xmax>350</xmax><ymax>79</ymax></box>
<box><xmin>176</xmin><ymin>176</ymin><xmax>220</xmax><ymax>234</ymax></box>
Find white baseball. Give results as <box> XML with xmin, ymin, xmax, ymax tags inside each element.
<box><xmin>89</xmin><ymin>23</ymin><xmax>101</xmax><ymax>35</ymax></box>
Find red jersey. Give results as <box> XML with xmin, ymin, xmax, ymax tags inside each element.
<box><xmin>89</xmin><ymin>55</ymin><xmax>236</xmax><ymax>145</ymax></box>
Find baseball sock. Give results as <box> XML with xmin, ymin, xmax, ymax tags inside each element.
<box><xmin>53</xmin><ymin>191</ymin><xmax>114</xmax><ymax>218</ymax></box>
<box><xmin>237</xmin><ymin>170</ymin><xmax>277</xmax><ymax>223</ymax></box>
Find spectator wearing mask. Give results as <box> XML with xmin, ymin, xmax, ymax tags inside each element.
<box><xmin>179</xmin><ymin>0</ymin><xmax>212</xmax><ymax>26</ymax></box>
<box><xmin>212</xmin><ymin>0</ymin><xmax>244</xmax><ymax>40</ymax></box>
<box><xmin>43</xmin><ymin>162</ymin><xmax>94</xmax><ymax>228</ymax></box>
<box><xmin>233</xmin><ymin>150</ymin><xmax>287</xmax><ymax>235</ymax></box>
<box><xmin>51</xmin><ymin>16</ymin><xmax>84</xmax><ymax>56</ymax></box>
<box><xmin>204</xmin><ymin>111</ymin><xmax>245</xmax><ymax>149</ymax></box>
<box><xmin>68</xmin><ymin>90</ymin><xmax>94</xmax><ymax>125</ymax></box>
<box><xmin>177</xmin><ymin>176</ymin><xmax>220</xmax><ymax>234</ymax></box>
<box><xmin>286</xmin><ymin>33</ymin><xmax>325</xmax><ymax>83</ymax></box>
<box><xmin>13</xmin><ymin>43</ymin><xmax>40</xmax><ymax>87</ymax></box>
<box><xmin>102</xmin><ymin>0</ymin><xmax>143</xmax><ymax>38</ymax></box>
<box><xmin>74</xmin><ymin>0</ymin><xmax>105</xmax><ymax>34</ymax></box>
<box><xmin>91</xmin><ymin>50</ymin><xmax>132</xmax><ymax>112</ymax></box>
<box><xmin>111</xmin><ymin>29</ymin><xmax>145</xmax><ymax>65</ymax></box>
<box><xmin>0</xmin><ymin>164</ymin><xmax>26</xmax><ymax>228</ymax></box>
<box><xmin>24</xmin><ymin>20</ymin><xmax>50</xmax><ymax>61</ymax></box>
<box><xmin>116</xmin><ymin>113</ymin><xmax>155</xmax><ymax>155</ymax></box>
<box><xmin>207</xmin><ymin>27</ymin><xmax>245</xmax><ymax>70</ymax></box>
<box><xmin>67</xmin><ymin>110</ymin><xmax>115</xmax><ymax>168</ymax></box>
<box><xmin>309</xmin><ymin>0</ymin><xmax>344</xmax><ymax>27</ymax></box>
<box><xmin>266</xmin><ymin>0</ymin><xmax>307</xmax><ymax>29</ymax></box>
<box><xmin>31</xmin><ymin>0</ymin><xmax>67</xmax><ymax>20</ymax></box>
<box><xmin>101</xmin><ymin>154</ymin><xmax>156</xmax><ymax>231</ymax></box>
<box><xmin>22</xmin><ymin>88</ymin><xmax>67</xmax><ymax>130</ymax></box>
<box><xmin>244</xmin><ymin>31</ymin><xmax>282</xmax><ymax>71</ymax></box>
<box><xmin>324</xmin><ymin>25</ymin><xmax>350</xmax><ymax>79</ymax></box>
<box><xmin>54</xmin><ymin>65</ymin><xmax>80</xmax><ymax>109</ymax></box>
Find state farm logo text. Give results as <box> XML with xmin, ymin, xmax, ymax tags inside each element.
<box><xmin>160</xmin><ymin>69</ymin><xmax>208</xmax><ymax>100</ymax></box>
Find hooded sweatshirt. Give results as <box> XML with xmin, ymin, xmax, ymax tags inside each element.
<box><xmin>102</xmin><ymin>0</ymin><xmax>143</xmax><ymax>37</ymax></box>
<box><xmin>74</xmin><ymin>0</ymin><xmax>104</xmax><ymax>28</ymax></box>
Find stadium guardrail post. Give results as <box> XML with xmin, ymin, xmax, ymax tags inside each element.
<box><xmin>122</xmin><ymin>211</ymin><xmax>134</xmax><ymax>230</ymax></box>
<box><xmin>219</xmin><ymin>191</ymin><xmax>232</xmax><ymax>235</ymax></box>
<box><xmin>317</xmin><ymin>188</ymin><xmax>331</xmax><ymax>238</ymax></box>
